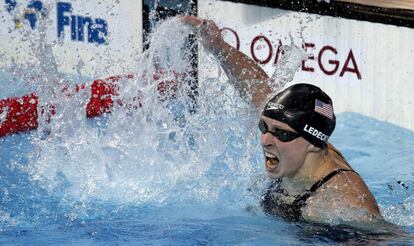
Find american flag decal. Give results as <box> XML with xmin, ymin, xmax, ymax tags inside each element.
<box><xmin>314</xmin><ymin>99</ymin><xmax>333</xmax><ymax>119</ymax></box>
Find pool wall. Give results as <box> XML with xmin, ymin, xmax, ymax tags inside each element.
<box><xmin>0</xmin><ymin>0</ymin><xmax>413</xmax><ymax>135</ymax></box>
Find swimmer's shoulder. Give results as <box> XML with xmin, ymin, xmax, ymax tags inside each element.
<box><xmin>303</xmin><ymin>145</ymin><xmax>382</xmax><ymax>223</ymax></box>
<box><xmin>325</xmin><ymin>144</ymin><xmax>380</xmax><ymax>210</ymax></box>
<box><xmin>302</xmin><ymin>169</ymin><xmax>382</xmax><ymax>225</ymax></box>
<box><xmin>327</xmin><ymin>170</ymin><xmax>380</xmax><ymax>211</ymax></box>
<box><xmin>326</xmin><ymin>143</ymin><xmax>353</xmax><ymax>169</ymax></box>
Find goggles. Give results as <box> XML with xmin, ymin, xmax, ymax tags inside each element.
<box><xmin>258</xmin><ymin>119</ymin><xmax>300</xmax><ymax>142</ymax></box>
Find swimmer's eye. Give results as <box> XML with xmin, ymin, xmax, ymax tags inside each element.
<box><xmin>258</xmin><ymin>120</ymin><xmax>300</xmax><ymax>142</ymax></box>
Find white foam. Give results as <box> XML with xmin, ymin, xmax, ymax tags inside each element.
<box><xmin>21</xmin><ymin>18</ymin><xmax>259</xmax><ymax>208</ymax></box>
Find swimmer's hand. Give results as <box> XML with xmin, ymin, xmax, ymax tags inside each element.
<box><xmin>180</xmin><ymin>16</ymin><xmax>224</xmax><ymax>54</ymax></box>
<box><xmin>181</xmin><ymin>16</ymin><xmax>271</xmax><ymax>110</ymax></box>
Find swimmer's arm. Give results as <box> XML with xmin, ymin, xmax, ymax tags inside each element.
<box><xmin>303</xmin><ymin>174</ymin><xmax>408</xmax><ymax>234</ymax></box>
<box><xmin>210</xmin><ymin>40</ymin><xmax>272</xmax><ymax>109</ymax></box>
<box><xmin>303</xmin><ymin>193</ymin><xmax>382</xmax><ymax>225</ymax></box>
<box><xmin>181</xmin><ymin>16</ymin><xmax>271</xmax><ymax>109</ymax></box>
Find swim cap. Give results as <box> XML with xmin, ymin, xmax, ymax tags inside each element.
<box><xmin>262</xmin><ymin>83</ymin><xmax>335</xmax><ymax>148</ymax></box>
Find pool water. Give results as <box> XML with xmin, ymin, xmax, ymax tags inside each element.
<box><xmin>0</xmin><ymin>112</ymin><xmax>413</xmax><ymax>245</ymax></box>
<box><xmin>1</xmin><ymin>17</ymin><xmax>414</xmax><ymax>245</ymax></box>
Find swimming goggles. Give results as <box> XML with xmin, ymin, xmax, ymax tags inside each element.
<box><xmin>258</xmin><ymin>119</ymin><xmax>300</xmax><ymax>142</ymax></box>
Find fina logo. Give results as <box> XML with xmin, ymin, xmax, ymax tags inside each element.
<box><xmin>4</xmin><ymin>1</ymin><xmax>109</xmax><ymax>45</ymax></box>
<box><xmin>57</xmin><ymin>2</ymin><xmax>108</xmax><ymax>45</ymax></box>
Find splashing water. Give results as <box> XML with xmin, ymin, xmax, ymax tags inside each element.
<box><xmin>18</xmin><ymin>17</ymin><xmax>265</xmax><ymax>219</ymax></box>
<box><xmin>2</xmin><ymin>14</ymin><xmax>414</xmax><ymax>244</ymax></box>
<box><xmin>0</xmin><ymin>106</ymin><xmax>8</xmax><ymax>126</ymax></box>
<box><xmin>270</xmin><ymin>44</ymin><xmax>307</xmax><ymax>88</ymax></box>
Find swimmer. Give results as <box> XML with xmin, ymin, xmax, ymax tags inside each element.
<box><xmin>181</xmin><ymin>16</ymin><xmax>388</xmax><ymax>229</ymax></box>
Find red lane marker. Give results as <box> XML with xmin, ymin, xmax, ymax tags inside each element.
<box><xmin>155</xmin><ymin>70</ymin><xmax>183</xmax><ymax>101</ymax></box>
<box><xmin>0</xmin><ymin>72</ymin><xmax>184</xmax><ymax>137</ymax></box>
<box><xmin>86</xmin><ymin>78</ymin><xmax>120</xmax><ymax>118</ymax></box>
<box><xmin>0</xmin><ymin>75</ymin><xmax>130</xmax><ymax>137</ymax></box>
<box><xmin>86</xmin><ymin>74</ymin><xmax>137</xmax><ymax>117</ymax></box>
<box><xmin>0</xmin><ymin>93</ymin><xmax>38</xmax><ymax>137</ymax></box>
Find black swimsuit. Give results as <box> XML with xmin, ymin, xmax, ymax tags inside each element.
<box><xmin>261</xmin><ymin>169</ymin><xmax>357</xmax><ymax>222</ymax></box>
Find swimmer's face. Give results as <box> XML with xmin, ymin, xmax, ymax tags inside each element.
<box><xmin>260</xmin><ymin>116</ymin><xmax>311</xmax><ymax>179</ymax></box>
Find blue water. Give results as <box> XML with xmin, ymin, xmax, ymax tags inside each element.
<box><xmin>1</xmin><ymin>112</ymin><xmax>414</xmax><ymax>245</ymax></box>
<box><xmin>1</xmin><ymin>15</ymin><xmax>413</xmax><ymax>245</ymax></box>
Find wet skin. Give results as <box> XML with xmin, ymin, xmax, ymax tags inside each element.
<box><xmin>261</xmin><ymin>115</ymin><xmax>316</xmax><ymax>180</ymax></box>
<box><xmin>260</xmin><ymin>115</ymin><xmax>384</xmax><ymax>226</ymax></box>
<box><xmin>182</xmin><ymin>15</ymin><xmax>389</xmax><ymax>230</ymax></box>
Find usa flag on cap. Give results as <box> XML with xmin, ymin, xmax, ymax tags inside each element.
<box><xmin>314</xmin><ymin>99</ymin><xmax>333</xmax><ymax>120</ymax></box>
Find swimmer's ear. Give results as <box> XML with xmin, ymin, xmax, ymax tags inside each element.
<box><xmin>306</xmin><ymin>144</ymin><xmax>321</xmax><ymax>153</ymax></box>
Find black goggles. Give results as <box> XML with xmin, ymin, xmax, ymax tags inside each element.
<box><xmin>258</xmin><ymin>119</ymin><xmax>300</xmax><ymax>142</ymax></box>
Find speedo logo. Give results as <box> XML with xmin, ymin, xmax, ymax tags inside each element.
<box><xmin>303</xmin><ymin>124</ymin><xmax>329</xmax><ymax>142</ymax></box>
<box><xmin>266</xmin><ymin>102</ymin><xmax>284</xmax><ymax>111</ymax></box>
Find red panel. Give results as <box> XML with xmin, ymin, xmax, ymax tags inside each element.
<box><xmin>0</xmin><ymin>93</ymin><xmax>38</xmax><ymax>137</ymax></box>
<box><xmin>86</xmin><ymin>79</ymin><xmax>119</xmax><ymax>118</ymax></box>
<box><xmin>0</xmin><ymin>72</ymin><xmax>184</xmax><ymax>137</ymax></box>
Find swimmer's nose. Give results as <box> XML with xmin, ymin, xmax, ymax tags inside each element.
<box><xmin>261</xmin><ymin>129</ymin><xmax>274</xmax><ymax>140</ymax></box>
<box><xmin>261</xmin><ymin>132</ymin><xmax>274</xmax><ymax>147</ymax></box>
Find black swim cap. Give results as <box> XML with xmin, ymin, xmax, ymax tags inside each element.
<box><xmin>262</xmin><ymin>83</ymin><xmax>335</xmax><ymax>148</ymax></box>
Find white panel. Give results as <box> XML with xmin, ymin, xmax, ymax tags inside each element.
<box><xmin>199</xmin><ymin>0</ymin><xmax>414</xmax><ymax>131</ymax></box>
<box><xmin>0</xmin><ymin>0</ymin><xmax>142</xmax><ymax>78</ymax></box>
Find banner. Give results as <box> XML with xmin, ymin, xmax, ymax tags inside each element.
<box><xmin>199</xmin><ymin>0</ymin><xmax>414</xmax><ymax>131</ymax></box>
<box><xmin>0</xmin><ymin>0</ymin><xmax>142</xmax><ymax>78</ymax></box>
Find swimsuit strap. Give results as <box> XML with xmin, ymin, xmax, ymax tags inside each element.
<box><xmin>309</xmin><ymin>168</ymin><xmax>357</xmax><ymax>193</ymax></box>
<box><xmin>292</xmin><ymin>169</ymin><xmax>358</xmax><ymax>206</ymax></box>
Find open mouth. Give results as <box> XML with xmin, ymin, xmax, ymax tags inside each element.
<box><xmin>264</xmin><ymin>152</ymin><xmax>279</xmax><ymax>172</ymax></box>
